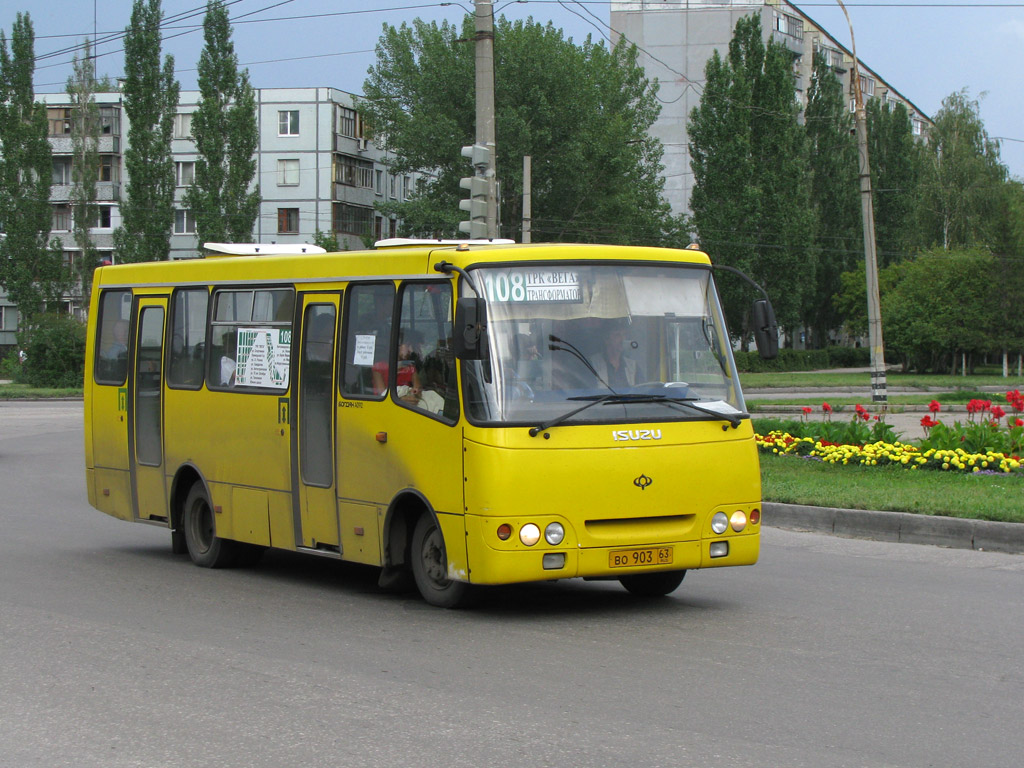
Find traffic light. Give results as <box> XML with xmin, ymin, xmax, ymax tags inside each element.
<box><xmin>458</xmin><ymin>143</ymin><xmax>491</xmax><ymax>238</ymax></box>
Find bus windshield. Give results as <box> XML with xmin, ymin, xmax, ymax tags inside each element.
<box><xmin>462</xmin><ymin>262</ymin><xmax>746</xmax><ymax>427</ymax></box>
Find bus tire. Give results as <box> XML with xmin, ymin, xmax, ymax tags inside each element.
<box><xmin>410</xmin><ymin>513</ymin><xmax>474</xmax><ymax>608</ymax></box>
<box><xmin>619</xmin><ymin>570</ymin><xmax>686</xmax><ymax>597</ymax></box>
<box><xmin>182</xmin><ymin>482</ymin><xmax>237</xmax><ymax>568</ymax></box>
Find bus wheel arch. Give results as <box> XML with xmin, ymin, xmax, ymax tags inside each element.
<box><xmin>169</xmin><ymin>464</ymin><xmax>206</xmax><ymax>555</ymax></box>
<box><xmin>383</xmin><ymin>492</ymin><xmax>474</xmax><ymax>608</ymax></box>
<box><xmin>179</xmin><ymin>475</ymin><xmax>238</xmax><ymax>568</ymax></box>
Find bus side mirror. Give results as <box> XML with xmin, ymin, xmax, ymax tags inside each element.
<box><xmin>454</xmin><ymin>297</ymin><xmax>488</xmax><ymax>360</ymax></box>
<box><xmin>752</xmin><ymin>299</ymin><xmax>778</xmax><ymax>360</ymax></box>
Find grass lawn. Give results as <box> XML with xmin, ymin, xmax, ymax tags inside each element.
<box><xmin>742</xmin><ymin>371</ymin><xmax>1024</xmax><ymax>390</ymax></box>
<box><xmin>0</xmin><ymin>382</ymin><xmax>82</xmax><ymax>399</ymax></box>
<box><xmin>747</xmin><ymin>391</ymin><xmax>1008</xmax><ymax>409</ymax></box>
<box><xmin>761</xmin><ymin>452</ymin><xmax>1024</xmax><ymax>523</ymax></box>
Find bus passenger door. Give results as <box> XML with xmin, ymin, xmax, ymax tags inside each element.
<box><xmin>129</xmin><ymin>297</ymin><xmax>169</xmax><ymax>522</ymax></box>
<box><xmin>291</xmin><ymin>294</ymin><xmax>341</xmax><ymax>552</ymax></box>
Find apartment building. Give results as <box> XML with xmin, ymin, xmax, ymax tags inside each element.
<box><xmin>0</xmin><ymin>87</ymin><xmax>417</xmax><ymax>347</ymax></box>
<box><xmin>609</xmin><ymin>0</ymin><xmax>931</xmax><ymax>217</ymax></box>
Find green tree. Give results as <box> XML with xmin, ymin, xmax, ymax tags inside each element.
<box><xmin>183</xmin><ymin>0</ymin><xmax>260</xmax><ymax>245</ymax></box>
<box><xmin>67</xmin><ymin>38</ymin><xmax>102</xmax><ymax>297</ymax></box>
<box><xmin>689</xmin><ymin>14</ymin><xmax>813</xmax><ymax>342</ymax></box>
<box><xmin>113</xmin><ymin>0</ymin><xmax>180</xmax><ymax>263</ymax></box>
<box><xmin>866</xmin><ymin>99</ymin><xmax>920</xmax><ymax>265</ymax></box>
<box><xmin>362</xmin><ymin>16</ymin><xmax>676</xmax><ymax>244</ymax></box>
<box><xmin>881</xmin><ymin>250</ymin><xmax>999</xmax><ymax>373</ymax></box>
<box><xmin>803</xmin><ymin>51</ymin><xmax>859</xmax><ymax>347</ymax></box>
<box><xmin>0</xmin><ymin>13</ymin><xmax>68</xmax><ymax>324</ymax></box>
<box><xmin>916</xmin><ymin>90</ymin><xmax>1007</xmax><ymax>251</ymax></box>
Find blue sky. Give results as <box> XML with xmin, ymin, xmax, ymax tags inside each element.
<box><xmin>9</xmin><ymin>0</ymin><xmax>1024</xmax><ymax>178</ymax></box>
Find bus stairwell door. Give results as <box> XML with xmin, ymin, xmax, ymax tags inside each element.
<box><xmin>291</xmin><ymin>294</ymin><xmax>341</xmax><ymax>551</ymax></box>
<box><xmin>129</xmin><ymin>297</ymin><xmax>169</xmax><ymax>522</ymax></box>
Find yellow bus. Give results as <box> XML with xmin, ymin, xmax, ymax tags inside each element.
<box><xmin>84</xmin><ymin>240</ymin><xmax>778</xmax><ymax>607</ymax></box>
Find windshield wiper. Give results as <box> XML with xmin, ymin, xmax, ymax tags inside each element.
<box><xmin>528</xmin><ymin>393</ymin><xmax>743</xmax><ymax>437</ymax></box>
<box><xmin>608</xmin><ymin>394</ymin><xmax>744</xmax><ymax>429</ymax></box>
<box><xmin>528</xmin><ymin>394</ymin><xmax>617</xmax><ymax>437</ymax></box>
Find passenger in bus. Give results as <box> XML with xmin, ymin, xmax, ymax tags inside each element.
<box><xmin>373</xmin><ymin>329</ymin><xmax>422</xmax><ymax>402</ymax></box>
<box><xmin>593</xmin><ymin>319</ymin><xmax>641</xmax><ymax>388</ymax></box>
<box><xmin>219</xmin><ymin>332</ymin><xmax>237</xmax><ymax>386</ymax></box>
<box><xmin>102</xmin><ymin>320</ymin><xmax>129</xmax><ymax>361</ymax></box>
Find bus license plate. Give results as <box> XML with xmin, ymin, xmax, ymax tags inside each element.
<box><xmin>609</xmin><ymin>547</ymin><xmax>673</xmax><ymax>568</ymax></box>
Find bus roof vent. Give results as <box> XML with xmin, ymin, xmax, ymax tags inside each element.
<box><xmin>202</xmin><ymin>242</ymin><xmax>328</xmax><ymax>257</ymax></box>
<box><xmin>374</xmin><ymin>238</ymin><xmax>516</xmax><ymax>249</ymax></box>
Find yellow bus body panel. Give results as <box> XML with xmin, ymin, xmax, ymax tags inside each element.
<box><xmin>462</xmin><ymin>421</ymin><xmax>761</xmax><ymax>585</ymax></box>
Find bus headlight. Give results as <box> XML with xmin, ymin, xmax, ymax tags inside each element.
<box><xmin>544</xmin><ymin>522</ymin><xmax>565</xmax><ymax>545</ymax></box>
<box><xmin>520</xmin><ymin>523</ymin><xmax>541</xmax><ymax>546</ymax></box>
<box><xmin>730</xmin><ymin>511</ymin><xmax>747</xmax><ymax>532</ymax></box>
<box><xmin>711</xmin><ymin>512</ymin><xmax>729</xmax><ymax>534</ymax></box>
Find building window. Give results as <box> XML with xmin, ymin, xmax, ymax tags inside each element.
<box><xmin>174</xmin><ymin>113</ymin><xmax>193</xmax><ymax>139</ymax></box>
<box><xmin>333</xmin><ymin>203</ymin><xmax>373</xmax><ymax>236</ymax></box>
<box><xmin>98</xmin><ymin>106</ymin><xmax>120</xmax><ymax>136</ymax></box>
<box><xmin>175</xmin><ymin>161</ymin><xmax>195</xmax><ymax>187</ymax></box>
<box><xmin>278</xmin><ymin>159</ymin><xmax>299</xmax><ymax>186</ymax></box>
<box><xmin>775</xmin><ymin>12</ymin><xmax>802</xmax><ymax>38</ymax></box>
<box><xmin>48</xmin><ymin>108</ymin><xmax>72</xmax><ymax>136</ymax></box>
<box><xmin>375</xmin><ymin>169</ymin><xmax>384</xmax><ymax>196</ymax></box>
<box><xmin>52</xmin><ymin>157</ymin><xmax>73</xmax><ymax>185</ymax></box>
<box><xmin>335</xmin><ymin>154</ymin><xmax>373</xmax><ymax>188</ymax></box>
<box><xmin>279</xmin><ymin>110</ymin><xmax>300</xmax><ymax>136</ymax></box>
<box><xmin>93</xmin><ymin>206</ymin><xmax>112</xmax><ymax>229</ymax></box>
<box><xmin>278</xmin><ymin>208</ymin><xmax>299</xmax><ymax>234</ymax></box>
<box><xmin>402</xmin><ymin>176</ymin><xmax>411</xmax><ymax>201</ymax></box>
<box><xmin>174</xmin><ymin>209</ymin><xmax>196</xmax><ymax>234</ymax></box>
<box><xmin>338</xmin><ymin>106</ymin><xmax>362</xmax><ymax>138</ymax></box>
<box><xmin>389</xmin><ymin>175</ymin><xmax>397</xmax><ymax>199</ymax></box>
<box><xmin>99</xmin><ymin>155</ymin><xmax>119</xmax><ymax>183</ymax></box>
<box><xmin>912</xmin><ymin>119</ymin><xmax>924</xmax><ymax>136</ymax></box>
<box><xmin>53</xmin><ymin>205</ymin><xmax>71</xmax><ymax>231</ymax></box>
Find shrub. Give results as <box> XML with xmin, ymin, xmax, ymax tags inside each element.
<box><xmin>19</xmin><ymin>313</ymin><xmax>87</xmax><ymax>388</ymax></box>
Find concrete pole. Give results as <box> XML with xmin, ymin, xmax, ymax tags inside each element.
<box><xmin>838</xmin><ymin>0</ymin><xmax>887</xmax><ymax>405</ymax></box>
<box><xmin>522</xmin><ymin>155</ymin><xmax>531</xmax><ymax>243</ymax></box>
<box><xmin>474</xmin><ymin>0</ymin><xmax>499</xmax><ymax>239</ymax></box>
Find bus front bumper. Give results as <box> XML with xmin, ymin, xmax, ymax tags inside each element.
<box><xmin>462</xmin><ymin>515</ymin><xmax>759</xmax><ymax>586</ymax></box>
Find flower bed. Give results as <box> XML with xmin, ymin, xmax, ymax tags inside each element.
<box><xmin>755</xmin><ymin>390</ymin><xmax>1024</xmax><ymax>475</ymax></box>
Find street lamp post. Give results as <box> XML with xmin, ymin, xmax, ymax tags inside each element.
<box><xmin>837</xmin><ymin>0</ymin><xmax>887</xmax><ymax>405</ymax></box>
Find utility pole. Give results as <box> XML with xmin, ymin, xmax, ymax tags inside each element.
<box><xmin>838</xmin><ymin>0</ymin><xmax>887</xmax><ymax>405</ymax></box>
<box><xmin>474</xmin><ymin>0</ymin><xmax>498</xmax><ymax>238</ymax></box>
<box><xmin>522</xmin><ymin>155</ymin><xmax>531</xmax><ymax>243</ymax></box>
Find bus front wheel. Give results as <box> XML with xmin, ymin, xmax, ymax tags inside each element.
<box><xmin>183</xmin><ymin>483</ymin><xmax>237</xmax><ymax>568</ymax></box>
<box><xmin>619</xmin><ymin>570</ymin><xmax>686</xmax><ymax>597</ymax></box>
<box><xmin>410</xmin><ymin>514</ymin><xmax>474</xmax><ymax>608</ymax></box>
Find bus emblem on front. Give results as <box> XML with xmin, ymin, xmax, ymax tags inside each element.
<box><xmin>633</xmin><ymin>474</ymin><xmax>653</xmax><ymax>491</ymax></box>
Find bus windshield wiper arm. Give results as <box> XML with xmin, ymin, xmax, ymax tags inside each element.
<box><xmin>528</xmin><ymin>394</ymin><xmax>743</xmax><ymax>437</ymax></box>
<box><xmin>618</xmin><ymin>394</ymin><xmax>743</xmax><ymax>428</ymax></box>
<box><xmin>528</xmin><ymin>394</ymin><xmax>617</xmax><ymax>437</ymax></box>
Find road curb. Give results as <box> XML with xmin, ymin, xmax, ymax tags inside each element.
<box><xmin>763</xmin><ymin>501</ymin><xmax>1024</xmax><ymax>555</ymax></box>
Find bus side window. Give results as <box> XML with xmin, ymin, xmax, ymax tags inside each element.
<box><xmin>167</xmin><ymin>288</ymin><xmax>209</xmax><ymax>389</ymax></box>
<box><xmin>94</xmin><ymin>290</ymin><xmax>132</xmax><ymax>385</ymax></box>
<box><xmin>397</xmin><ymin>281</ymin><xmax>457</xmax><ymax>422</ymax></box>
<box><xmin>341</xmin><ymin>283</ymin><xmax>393</xmax><ymax>399</ymax></box>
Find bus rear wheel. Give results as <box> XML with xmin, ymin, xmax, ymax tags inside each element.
<box><xmin>183</xmin><ymin>482</ymin><xmax>237</xmax><ymax>568</ymax></box>
<box><xmin>619</xmin><ymin>570</ymin><xmax>686</xmax><ymax>597</ymax></box>
<box><xmin>410</xmin><ymin>513</ymin><xmax>474</xmax><ymax>608</ymax></box>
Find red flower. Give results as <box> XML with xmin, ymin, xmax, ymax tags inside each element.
<box><xmin>992</xmin><ymin>405</ymin><xmax>1006</xmax><ymax>420</ymax></box>
<box><xmin>802</xmin><ymin>406</ymin><xmax>813</xmax><ymax>415</ymax></box>
<box><xmin>860</xmin><ymin>412</ymin><xmax>871</xmax><ymax>422</ymax></box>
<box><xmin>822</xmin><ymin>402</ymin><xmax>832</xmax><ymax>413</ymax></box>
<box><xmin>921</xmin><ymin>416</ymin><xmax>939</xmax><ymax>429</ymax></box>
<box><xmin>1016</xmin><ymin>418</ymin><xmax>1024</xmax><ymax>428</ymax></box>
<box><xmin>855</xmin><ymin>404</ymin><xmax>866</xmax><ymax>414</ymax></box>
<box><xmin>928</xmin><ymin>400</ymin><xmax>941</xmax><ymax>413</ymax></box>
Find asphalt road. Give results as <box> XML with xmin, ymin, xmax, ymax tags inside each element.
<box><xmin>2</xmin><ymin>400</ymin><xmax>1023</xmax><ymax>768</ymax></box>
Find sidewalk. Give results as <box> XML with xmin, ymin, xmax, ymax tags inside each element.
<box><xmin>765</xmin><ymin>502</ymin><xmax>1024</xmax><ymax>555</ymax></box>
